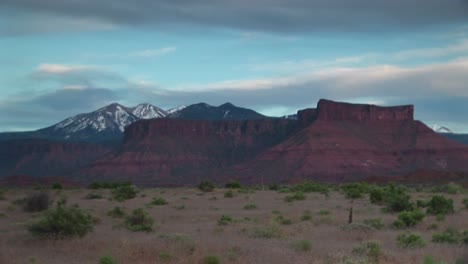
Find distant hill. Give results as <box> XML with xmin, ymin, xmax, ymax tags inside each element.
<box><xmin>168</xmin><ymin>102</ymin><xmax>267</xmax><ymax>120</ymax></box>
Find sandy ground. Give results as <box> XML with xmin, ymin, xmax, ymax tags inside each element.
<box><xmin>0</xmin><ymin>187</ymin><xmax>467</xmax><ymax>264</ymax></box>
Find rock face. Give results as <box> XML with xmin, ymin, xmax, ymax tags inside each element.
<box><xmin>2</xmin><ymin>99</ymin><xmax>468</xmax><ymax>186</ymax></box>
<box><xmin>316</xmin><ymin>99</ymin><xmax>414</xmax><ymax>121</ymax></box>
<box><xmin>81</xmin><ymin>118</ymin><xmax>297</xmax><ymax>185</ymax></box>
<box><xmin>0</xmin><ymin>139</ymin><xmax>113</xmax><ymax>178</ymax></box>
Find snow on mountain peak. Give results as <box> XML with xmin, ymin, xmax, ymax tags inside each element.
<box><xmin>166</xmin><ymin>105</ymin><xmax>187</xmax><ymax>115</ymax></box>
<box><xmin>131</xmin><ymin>103</ymin><xmax>167</xmax><ymax>119</ymax></box>
<box><xmin>431</xmin><ymin>124</ymin><xmax>453</xmax><ymax>134</ymax></box>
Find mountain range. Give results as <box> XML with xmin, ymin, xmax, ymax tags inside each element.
<box><xmin>0</xmin><ymin>102</ymin><xmax>267</xmax><ymax>142</ymax></box>
<box><xmin>1</xmin><ymin>99</ymin><xmax>468</xmax><ymax>187</ymax></box>
<box><xmin>1</xmin><ymin>102</ymin><xmax>465</xmax><ymax>144</ymax></box>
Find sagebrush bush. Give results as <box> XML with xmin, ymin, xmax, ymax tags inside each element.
<box><xmin>29</xmin><ymin>204</ymin><xmax>94</xmax><ymax>238</ymax></box>
<box><xmin>426</xmin><ymin>195</ymin><xmax>454</xmax><ymax>215</ymax></box>
<box><xmin>218</xmin><ymin>215</ymin><xmax>234</xmax><ymax>226</ymax></box>
<box><xmin>243</xmin><ymin>203</ymin><xmax>257</xmax><ymax>210</ymax></box>
<box><xmin>107</xmin><ymin>206</ymin><xmax>126</xmax><ymax>218</ymax></box>
<box><xmin>224</xmin><ymin>190</ymin><xmax>234</xmax><ymax>198</ymax></box>
<box><xmin>88</xmin><ymin>181</ymin><xmax>131</xmax><ymax>189</ymax></box>
<box><xmin>124</xmin><ymin>208</ymin><xmax>154</xmax><ymax>232</ymax></box>
<box><xmin>362</xmin><ymin>218</ymin><xmax>384</xmax><ymax>230</ymax></box>
<box><xmin>301</xmin><ymin>210</ymin><xmax>312</xmax><ymax>221</ymax></box>
<box><xmin>396</xmin><ymin>233</ymin><xmax>425</xmax><ymax>248</ymax></box>
<box><xmin>198</xmin><ymin>181</ymin><xmax>215</xmax><ymax>192</ymax></box>
<box><xmin>370</xmin><ymin>184</ymin><xmax>413</xmax><ymax>212</ymax></box>
<box><xmin>352</xmin><ymin>240</ymin><xmax>382</xmax><ymax>260</ymax></box>
<box><xmin>292</xmin><ymin>239</ymin><xmax>312</xmax><ymax>252</ymax></box>
<box><xmin>432</xmin><ymin>228</ymin><xmax>461</xmax><ymax>244</ymax></box>
<box><xmin>20</xmin><ymin>193</ymin><xmax>50</xmax><ymax>212</ymax></box>
<box><xmin>150</xmin><ymin>197</ymin><xmax>168</xmax><ymax>206</ymax></box>
<box><xmin>202</xmin><ymin>255</ymin><xmax>220</xmax><ymax>264</ymax></box>
<box><xmin>284</xmin><ymin>191</ymin><xmax>306</xmax><ymax>202</ymax></box>
<box><xmin>99</xmin><ymin>254</ymin><xmax>119</xmax><ymax>264</ymax></box>
<box><xmin>84</xmin><ymin>192</ymin><xmax>103</xmax><ymax>199</ymax></box>
<box><xmin>341</xmin><ymin>183</ymin><xmax>373</xmax><ymax>199</ymax></box>
<box><xmin>288</xmin><ymin>181</ymin><xmax>329</xmax><ymax>196</ymax></box>
<box><xmin>51</xmin><ymin>183</ymin><xmax>62</xmax><ymax>190</ymax></box>
<box><xmin>393</xmin><ymin>210</ymin><xmax>425</xmax><ymax>228</ymax></box>
<box><xmin>111</xmin><ymin>185</ymin><xmax>138</xmax><ymax>201</ymax></box>
<box><xmin>462</xmin><ymin>198</ymin><xmax>468</xmax><ymax>210</ymax></box>
<box><xmin>251</xmin><ymin>224</ymin><xmax>281</xmax><ymax>238</ymax></box>
<box><xmin>225</xmin><ymin>181</ymin><xmax>241</xmax><ymax>189</ymax></box>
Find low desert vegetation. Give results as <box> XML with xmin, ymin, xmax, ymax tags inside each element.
<box><xmin>396</xmin><ymin>233</ymin><xmax>426</xmax><ymax>248</ymax></box>
<box><xmin>124</xmin><ymin>208</ymin><xmax>154</xmax><ymax>232</ymax></box>
<box><xmin>1</xmin><ymin>182</ymin><xmax>467</xmax><ymax>263</ymax></box>
<box><xmin>29</xmin><ymin>203</ymin><xmax>94</xmax><ymax>238</ymax></box>
<box><xmin>150</xmin><ymin>197</ymin><xmax>168</xmax><ymax>206</ymax></box>
<box><xmin>198</xmin><ymin>181</ymin><xmax>215</xmax><ymax>192</ymax></box>
<box><xmin>111</xmin><ymin>185</ymin><xmax>138</xmax><ymax>201</ymax></box>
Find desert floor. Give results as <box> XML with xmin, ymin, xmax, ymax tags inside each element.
<box><xmin>0</xmin><ymin>187</ymin><xmax>467</xmax><ymax>264</ymax></box>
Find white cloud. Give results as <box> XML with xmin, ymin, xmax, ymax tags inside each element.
<box><xmin>127</xmin><ymin>47</ymin><xmax>176</xmax><ymax>58</ymax></box>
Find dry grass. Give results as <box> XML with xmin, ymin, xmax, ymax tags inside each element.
<box><xmin>0</xmin><ymin>188</ymin><xmax>466</xmax><ymax>264</ymax></box>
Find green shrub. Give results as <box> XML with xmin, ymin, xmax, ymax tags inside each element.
<box><xmin>51</xmin><ymin>183</ymin><xmax>62</xmax><ymax>190</ymax></box>
<box><xmin>225</xmin><ymin>181</ymin><xmax>241</xmax><ymax>189</ymax></box>
<box><xmin>20</xmin><ymin>193</ymin><xmax>50</xmax><ymax>212</ymax></box>
<box><xmin>88</xmin><ymin>181</ymin><xmax>131</xmax><ymax>189</ymax></box>
<box><xmin>111</xmin><ymin>185</ymin><xmax>138</xmax><ymax>201</ymax></box>
<box><xmin>432</xmin><ymin>228</ymin><xmax>461</xmax><ymax>244</ymax></box>
<box><xmin>369</xmin><ymin>188</ymin><xmax>385</xmax><ymax>204</ymax></box>
<box><xmin>432</xmin><ymin>182</ymin><xmax>464</xmax><ymax>194</ymax></box>
<box><xmin>150</xmin><ymin>197</ymin><xmax>168</xmax><ymax>206</ymax></box>
<box><xmin>99</xmin><ymin>254</ymin><xmax>119</xmax><ymax>264</ymax></box>
<box><xmin>317</xmin><ymin>210</ymin><xmax>330</xmax><ymax>215</ymax></box>
<box><xmin>463</xmin><ymin>230</ymin><xmax>468</xmax><ymax>244</ymax></box>
<box><xmin>370</xmin><ymin>184</ymin><xmax>413</xmax><ymax>212</ymax></box>
<box><xmin>284</xmin><ymin>191</ymin><xmax>306</xmax><ymax>202</ymax></box>
<box><xmin>29</xmin><ymin>204</ymin><xmax>94</xmax><ymax>238</ymax></box>
<box><xmin>224</xmin><ymin>190</ymin><xmax>234</xmax><ymax>198</ymax></box>
<box><xmin>341</xmin><ymin>183</ymin><xmax>373</xmax><ymax>199</ymax></box>
<box><xmin>243</xmin><ymin>203</ymin><xmax>257</xmax><ymax>210</ymax></box>
<box><xmin>462</xmin><ymin>198</ymin><xmax>468</xmax><ymax>210</ymax></box>
<box><xmin>198</xmin><ymin>181</ymin><xmax>215</xmax><ymax>192</ymax></box>
<box><xmin>251</xmin><ymin>224</ymin><xmax>281</xmax><ymax>239</ymax></box>
<box><xmin>426</xmin><ymin>195</ymin><xmax>454</xmax><ymax>215</ymax></box>
<box><xmin>385</xmin><ymin>192</ymin><xmax>413</xmax><ymax>213</ymax></box>
<box><xmin>288</xmin><ymin>181</ymin><xmax>329</xmax><ymax>196</ymax></box>
<box><xmin>393</xmin><ymin>210</ymin><xmax>425</xmax><ymax>228</ymax></box>
<box><xmin>362</xmin><ymin>218</ymin><xmax>384</xmax><ymax>230</ymax></box>
<box><xmin>218</xmin><ymin>215</ymin><xmax>234</xmax><ymax>226</ymax></box>
<box><xmin>124</xmin><ymin>208</ymin><xmax>154</xmax><ymax>232</ymax></box>
<box><xmin>396</xmin><ymin>233</ymin><xmax>425</xmax><ymax>248</ymax></box>
<box><xmin>352</xmin><ymin>240</ymin><xmax>382</xmax><ymax>260</ymax></box>
<box><xmin>301</xmin><ymin>210</ymin><xmax>312</xmax><ymax>221</ymax></box>
<box><xmin>292</xmin><ymin>239</ymin><xmax>312</xmax><ymax>252</ymax></box>
<box><xmin>202</xmin><ymin>255</ymin><xmax>220</xmax><ymax>264</ymax></box>
<box><xmin>84</xmin><ymin>192</ymin><xmax>103</xmax><ymax>199</ymax></box>
<box><xmin>107</xmin><ymin>207</ymin><xmax>126</xmax><ymax>218</ymax></box>
<box><xmin>0</xmin><ymin>190</ymin><xmax>5</xmax><ymax>200</ymax></box>
<box><xmin>421</xmin><ymin>256</ymin><xmax>445</xmax><ymax>264</ymax></box>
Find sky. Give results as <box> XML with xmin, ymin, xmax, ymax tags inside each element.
<box><xmin>1</xmin><ymin>0</ymin><xmax>468</xmax><ymax>132</ymax></box>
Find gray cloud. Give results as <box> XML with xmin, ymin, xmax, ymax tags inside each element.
<box><xmin>2</xmin><ymin>0</ymin><xmax>468</xmax><ymax>34</ymax></box>
<box><xmin>2</xmin><ymin>59</ymin><xmax>468</xmax><ymax>132</ymax></box>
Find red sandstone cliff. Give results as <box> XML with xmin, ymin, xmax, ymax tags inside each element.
<box><xmin>2</xmin><ymin>99</ymin><xmax>467</xmax><ymax>186</ymax></box>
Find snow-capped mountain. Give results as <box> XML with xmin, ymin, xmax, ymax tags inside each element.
<box><xmin>130</xmin><ymin>103</ymin><xmax>167</xmax><ymax>119</ymax></box>
<box><xmin>166</xmin><ymin>105</ymin><xmax>187</xmax><ymax>115</ymax></box>
<box><xmin>430</xmin><ymin>124</ymin><xmax>453</xmax><ymax>134</ymax></box>
<box><xmin>0</xmin><ymin>102</ymin><xmax>269</xmax><ymax>142</ymax></box>
<box><xmin>29</xmin><ymin>103</ymin><xmax>169</xmax><ymax>142</ymax></box>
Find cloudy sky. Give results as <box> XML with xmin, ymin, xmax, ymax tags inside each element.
<box><xmin>1</xmin><ymin>0</ymin><xmax>468</xmax><ymax>132</ymax></box>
